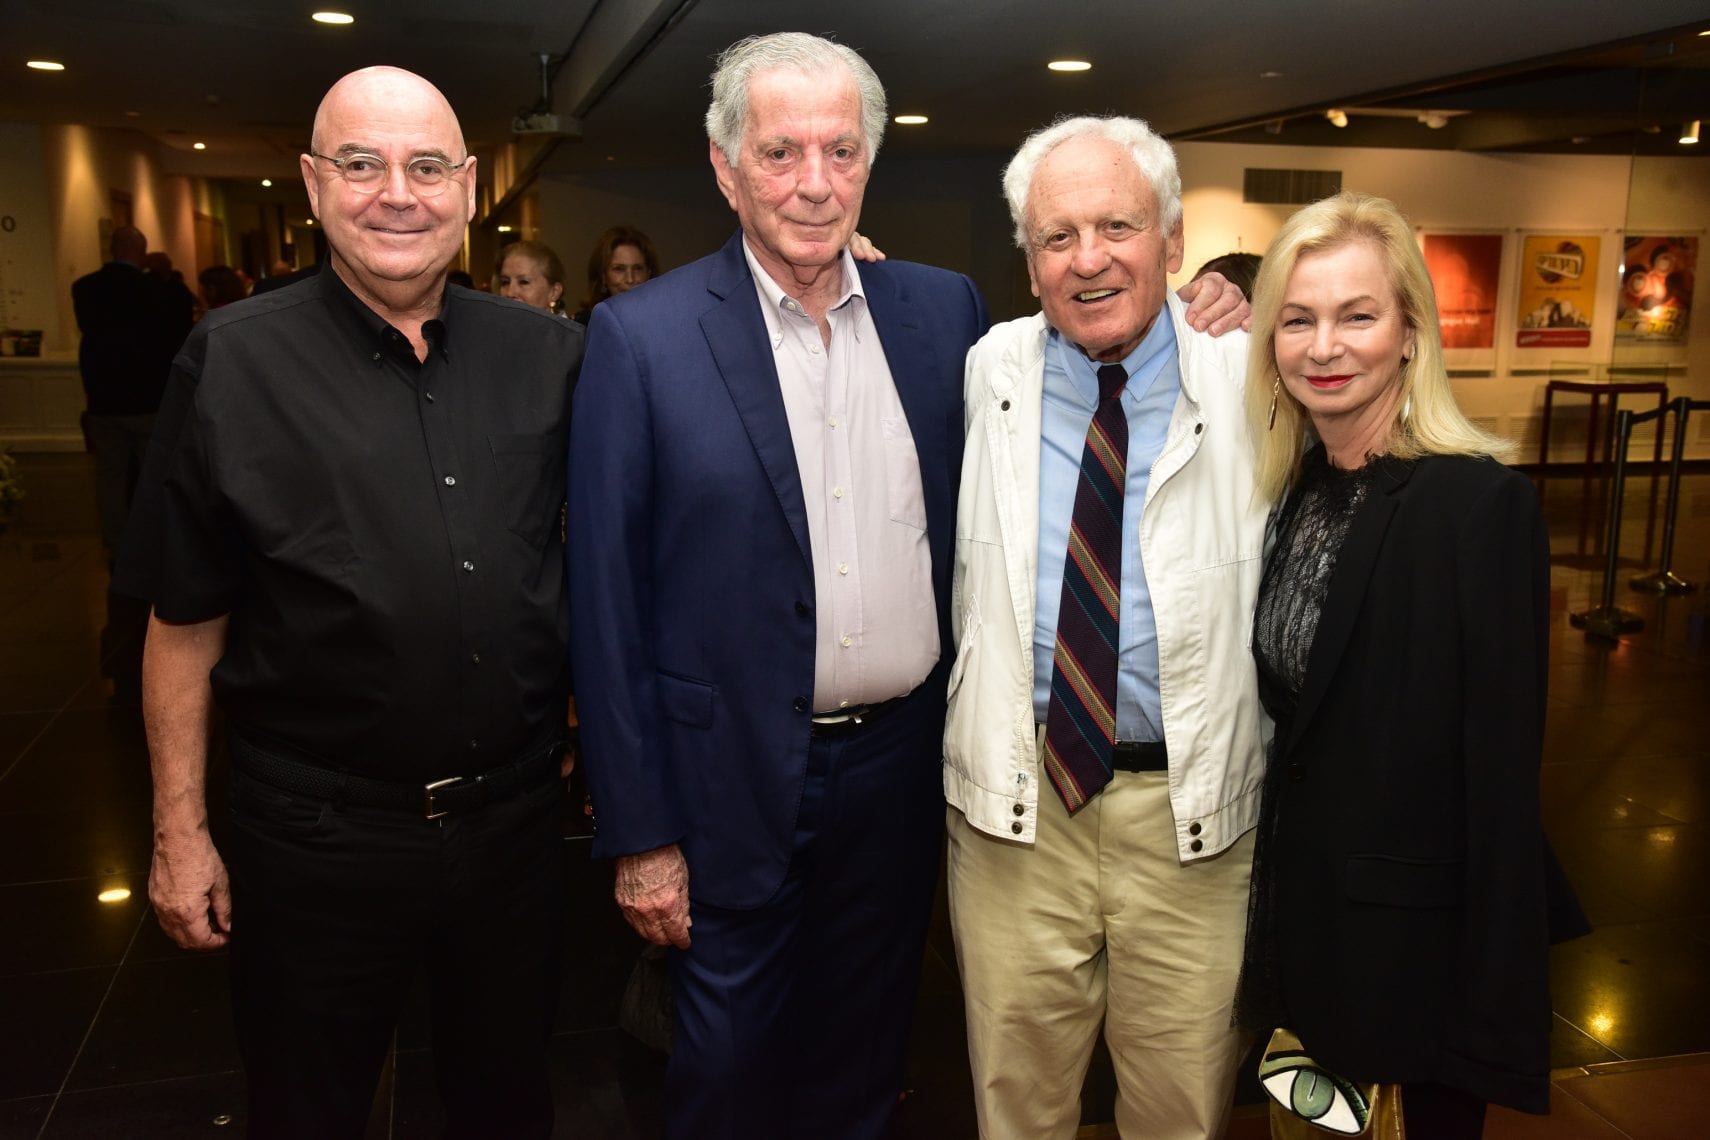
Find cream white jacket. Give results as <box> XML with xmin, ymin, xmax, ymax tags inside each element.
<box><xmin>943</xmin><ymin>297</ymin><xmax>1270</xmax><ymax>859</ymax></box>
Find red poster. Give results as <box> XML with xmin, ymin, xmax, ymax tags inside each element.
<box><xmin>1617</xmin><ymin>235</ymin><xmax>1695</xmax><ymax>344</ymax></box>
<box><xmin>1422</xmin><ymin>233</ymin><xmax>1502</xmax><ymax>349</ymax></box>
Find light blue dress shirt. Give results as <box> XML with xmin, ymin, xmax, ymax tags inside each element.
<box><xmin>1032</xmin><ymin>315</ymin><xmax>1181</xmax><ymax>742</ymax></box>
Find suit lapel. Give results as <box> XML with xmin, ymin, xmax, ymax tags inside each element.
<box><xmin>701</xmin><ymin>233</ymin><xmax>813</xmax><ymax>571</ymax></box>
<box><xmin>1283</xmin><ymin>458</ymin><xmax>1413</xmax><ymax>757</ymax></box>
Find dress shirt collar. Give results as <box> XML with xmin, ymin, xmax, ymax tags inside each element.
<box><xmin>316</xmin><ymin>263</ymin><xmax>452</xmax><ymax>366</ymax></box>
<box><xmin>740</xmin><ymin>240</ymin><xmax>868</xmax><ymax>333</ymax></box>
<box><xmin>1048</xmin><ymin>303</ymin><xmax>1177</xmax><ymax>409</ymax></box>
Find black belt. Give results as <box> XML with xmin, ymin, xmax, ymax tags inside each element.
<box><xmin>230</xmin><ymin>732</ymin><xmax>564</xmax><ymax>820</ymax></box>
<box><xmin>810</xmin><ymin>695</ymin><xmax>906</xmax><ymax>737</ymax></box>
<box><xmin>1112</xmin><ymin>740</ymin><xmax>1168</xmax><ymax>772</ymax></box>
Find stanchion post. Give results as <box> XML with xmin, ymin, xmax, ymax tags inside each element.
<box><xmin>1631</xmin><ymin>397</ymin><xmax>1697</xmax><ymax>595</ymax></box>
<box><xmin>1570</xmin><ymin>408</ymin><xmax>1645</xmax><ymax>640</ymax></box>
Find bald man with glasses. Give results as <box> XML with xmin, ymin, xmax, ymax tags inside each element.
<box><xmin>116</xmin><ymin>67</ymin><xmax>583</xmax><ymax>1137</ymax></box>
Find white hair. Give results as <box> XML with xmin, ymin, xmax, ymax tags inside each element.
<box><xmin>705</xmin><ymin>32</ymin><xmax>887</xmax><ymax>166</ymax></box>
<box><xmin>1002</xmin><ymin>115</ymin><xmax>1182</xmax><ymax>249</ymax></box>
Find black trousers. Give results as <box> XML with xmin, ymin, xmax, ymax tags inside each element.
<box><xmin>225</xmin><ymin>763</ymin><xmax>566</xmax><ymax>1139</ymax></box>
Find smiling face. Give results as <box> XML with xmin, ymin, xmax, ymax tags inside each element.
<box><xmin>604</xmin><ymin>242</ymin><xmax>650</xmax><ymax>297</ymax></box>
<box><xmin>1274</xmin><ymin>240</ymin><xmax>1417</xmax><ymax>462</ymax></box>
<box><xmin>300</xmin><ymin>68</ymin><xmax>475</xmax><ymax>313</ymax></box>
<box><xmin>709</xmin><ymin>65</ymin><xmax>868</xmax><ymax>286</ymax></box>
<box><xmin>1023</xmin><ymin>134</ymin><xmax>1183</xmax><ymax>362</ymax></box>
<box><xmin>496</xmin><ymin>249</ymin><xmax>562</xmax><ymax>312</ymax></box>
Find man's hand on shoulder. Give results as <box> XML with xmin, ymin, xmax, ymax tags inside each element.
<box><xmin>149</xmin><ymin>826</ymin><xmax>232</xmax><ymax>950</ymax></box>
<box><xmin>615</xmin><ymin>843</ymin><xmax>692</xmax><ymax>949</ymax></box>
<box><xmin>1178</xmin><ymin>270</ymin><xmax>1252</xmax><ymax>335</ymax></box>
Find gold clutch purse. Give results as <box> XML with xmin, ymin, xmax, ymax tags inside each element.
<box><xmin>1259</xmin><ymin>1027</ymin><xmax>1406</xmax><ymax>1138</ymax></box>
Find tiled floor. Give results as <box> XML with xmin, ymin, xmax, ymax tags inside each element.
<box><xmin>0</xmin><ymin>452</ymin><xmax>1705</xmax><ymax>1138</ymax></box>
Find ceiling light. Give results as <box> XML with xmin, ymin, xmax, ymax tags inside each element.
<box><xmin>305</xmin><ymin>218</ymin><xmax>315</xmax><ymax>225</ymax></box>
<box><xmin>1418</xmin><ymin>112</ymin><xmax>1449</xmax><ymax>130</ymax></box>
<box><xmin>311</xmin><ymin>11</ymin><xmax>354</xmax><ymax>25</ymax></box>
<box><xmin>1047</xmin><ymin>60</ymin><xmax>1091</xmax><ymax>73</ymax></box>
<box><xmin>192</xmin><ymin>141</ymin><xmax>206</xmax><ymax>150</ymax></box>
<box><xmin>1681</xmin><ymin>120</ymin><xmax>1700</xmax><ymax>145</ymax></box>
<box><xmin>27</xmin><ymin>60</ymin><xmax>65</xmax><ymax>71</ymax></box>
<box><xmin>261</xmin><ymin>178</ymin><xmax>273</xmax><ymax>187</ymax></box>
<box><xmin>1325</xmin><ymin>109</ymin><xmax>1349</xmax><ymax>128</ymax></box>
<box><xmin>97</xmin><ymin>888</ymin><xmax>132</xmax><ymax>904</ymax></box>
<box><xmin>497</xmin><ymin>225</ymin><xmax>514</xmax><ymax>233</ymax></box>
<box><xmin>894</xmin><ymin>115</ymin><xmax>928</xmax><ymax>126</ymax></box>
<box><xmin>123</xmin><ymin>109</ymin><xmax>140</xmax><ymax>117</ymax></box>
<box><xmin>1260</xmin><ymin>70</ymin><xmax>1283</xmax><ymax>79</ymax></box>
<box><xmin>1264</xmin><ymin>120</ymin><xmax>1284</xmax><ymax>136</ymax></box>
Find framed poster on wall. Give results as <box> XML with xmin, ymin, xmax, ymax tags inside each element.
<box><xmin>1515</xmin><ymin>234</ymin><xmax>1599</xmax><ymax>351</ymax></box>
<box><xmin>1421</xmin><ymin>231</ymin><xmax>1503</xmax><ymax>368</ymax></box>
<box><xmin>1617</xmin><ymin>235</ymin><xmax>1695</xmax><ymax>345</ymax></box>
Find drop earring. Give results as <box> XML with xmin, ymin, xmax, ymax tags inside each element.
<box><xmin>1267</xmin><ymin>375</ymin><xmax>1280</xmax><ymax>431</ymax></box>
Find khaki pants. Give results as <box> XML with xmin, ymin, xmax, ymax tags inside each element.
<box><xmin>948</xmin><ymin>748</ymin><xmax>1255</xmax><ymax>1140</ymax></box>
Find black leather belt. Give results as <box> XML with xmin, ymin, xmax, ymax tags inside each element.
<box><xmin>1112</xmin><ymin>740</ymin><xmax>1168</xmax><ymax>772</ymax></box>
<box><xmin>810</xmin><ymin>695</ymin><xmax>905</xmax><ymax>737</ymax></box>
<box><xmin>230</xmin><ymin>732</ymin><xmax>564</xmax><ymax>820</ymax></box>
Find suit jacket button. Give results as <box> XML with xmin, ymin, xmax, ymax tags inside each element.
<box><xmin>1011</xmin><ymin>821</ymin><xmax>1023</xmax><ymax>835</ymax></box>
<box><xmin>793</xmin><ymin>696</ymin><xmax>808</xmax><ymax>713</ymax></box>
<box><xmin>1012</xmin><ymin>803</ymin><xmax>1024</xmax><ymax>816</ymax></box>
<box><xmin>1288</xmin><ymin>763</ymin><xmax>1305</xmax><ymax>782</ymax></box>
<box><xmin>795</xmin><ymin>600</ymin><xmax>809</xmax><ymax>617</ymax></box>
<box><xmin>1190</xmin><ymin>838</ymin><xmax>1204</xmax><ymax>853</ymax></box>
<box><xmin>1188</xmin><ymin>821</ymin><xmax>1202</xmax><ymax>836</ymax></box>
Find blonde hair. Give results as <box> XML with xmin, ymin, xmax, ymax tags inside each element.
<box><xmin>1246</xmin><ymin>191</ymin><xmax>1512</xmax><ymax>503</ymax></box>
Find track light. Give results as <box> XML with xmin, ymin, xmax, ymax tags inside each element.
<box><xmin>1682</xmin><ymin>120</ymin><xmax>1701</xmax><ymax>145</ymax></box>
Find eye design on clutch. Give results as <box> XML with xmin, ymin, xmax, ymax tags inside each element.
<box><xmin>1257</xmin><ymin>1047</ymin><xmax>1372</xmax><ymax>1135</ymax></box>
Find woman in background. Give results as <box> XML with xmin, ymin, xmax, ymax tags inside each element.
<box><xmin>572</xmin><ymin>225</ymin><xmax>659</xmax><ymax>323</ymax></box>
<box><xmin>494</xmin><ymin>240</ymin><xmax>569</xmax><ymax>316</ymax></box>
<box><xmin>1235</xmin><ymin>191</ymin><xmax>1582</xmax><ymax>1137</ymax></box>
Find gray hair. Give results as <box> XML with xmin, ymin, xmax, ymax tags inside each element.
<box><xmin>1002</xmin><ymin>115</ymin><xmax>1182</xmax><ymax>249</ymax></box>
<box><xmin>705</xmin><ymin>32</ymin><xmax>888</xmax><ymax>167</ymax></box>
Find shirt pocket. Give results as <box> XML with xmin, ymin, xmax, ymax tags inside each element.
<box><xmin>882</xmin><ymin>416</ymin><xmax>928</xmax><ymax>531</ymax></box>
<box><xmin>489</xmin><ymin>432</ymin><xmax>562</xmax><ymax>549</ymax></box>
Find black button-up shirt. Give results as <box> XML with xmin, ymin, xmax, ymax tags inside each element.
<box><xmin>115</xmin><ymin>267</ymin><xmax>583</xmax><ymax>781</ymax></box>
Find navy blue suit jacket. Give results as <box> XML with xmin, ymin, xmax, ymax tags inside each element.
<box><xmin>569</xmin><ymin>231</ymin><xmax>988</xmax><ymax>909</ymax></box>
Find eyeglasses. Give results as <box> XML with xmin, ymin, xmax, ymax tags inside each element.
<box><xmin>309</xmin><ymin>151</ymin><xmax>470</xmax><ymax>197</ymax></box>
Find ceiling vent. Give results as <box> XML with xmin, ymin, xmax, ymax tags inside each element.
<box><xmin>1243</xmin><ymin>168</ymin><xmax>1342</xmax><ymax>204</ymax></box>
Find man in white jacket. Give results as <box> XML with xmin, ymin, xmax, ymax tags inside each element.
<box><xmin>943</xmin><ymin>116</ymin><xmax>1269</xmax><ymax>1138</ymax></box>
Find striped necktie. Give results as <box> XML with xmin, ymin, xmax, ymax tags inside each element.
<box><xmin>1042</xmin><ymin>362</ymin><xmax>1128</xmax><ymax>812</ymax></box>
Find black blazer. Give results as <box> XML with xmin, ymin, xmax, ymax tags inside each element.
<box><xmin>1266</xmin><ymin>453</ymin><xmax>1566</xmax><ymax>1114</ymax></box>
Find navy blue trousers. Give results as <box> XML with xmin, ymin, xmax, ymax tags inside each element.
<box><xmin>666</xmin><ymin>686</ymin><xmax>946</xmax><ymax>1139</ymax></box>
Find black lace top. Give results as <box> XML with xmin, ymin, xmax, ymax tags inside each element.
<box><xmin>1236</xmin><ymin>444</ymin><xmax>1392</xmax><ymax>1030</ymax></box>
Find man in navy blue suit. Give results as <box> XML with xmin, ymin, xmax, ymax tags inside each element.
<box><xmin>570</xmin><ymin>31</ymin><xmax>1245</xmax><ymax>1138</ymax></box>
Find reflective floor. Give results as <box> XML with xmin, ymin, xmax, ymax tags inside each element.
<box><xmin>0</xmin><ymin>453</ymin><xmax>1705</xmax><ymax>1138</ymax></box>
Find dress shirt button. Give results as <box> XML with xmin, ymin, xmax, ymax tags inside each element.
<box><xmin>833</xmin><ymin>486</ymin><xmax>844</xmax><ymax>499</ymax></box>
<box><xmin>793</xmin><ymin>696</ymin><xmax>809</xmax><ymax>713</ymax></box>
<box><xmin>462</xmin><ymin>560</ymin><xmax>475</xmax><ymax>572</ymax></box>
<box><xmin>1011</xmin><ymin>821</ymin><xmax>1023</xmax><ymax>835</ymax></box>
<box><xmin>837</xmin><ymin>562</ymin><xmax>848</xmax><ymax>575</ymax></box>
<box><xmin>809</xmin><ymin>345</ymin><xmax>821</xmax><ymax>355</ymax></box>
<box><xmin>470</xmin><ymin>652</ymin><xmax>481</xmax><ymax>665</ymax></box>
<box><xmin>1188</xmin><ymin>821</ymin><xmax>1202</xmax><ymax>836</ymax></box>
<box><xmin>1012</xmin><ymin>803</ymin><xmax>1024</xmax><ymax>817</ymax></box>
<box><xmin>1288</xmin><ymin>763</ymin><xmax>1305</xmax><ymax>782</ymax></box>
<box><xmin>444</xmin><ymin>475</ymin><xmax>457</xmax><ymax>486</ymax></box>
<box><xmin>1190</xmin><ymin>839</ymin><xmax>1204</xmax><ymax>853</ymax></box>
<box><xmin>371</xmin><ymin>351</ymin><xmax>382</xmax><ymax>362</ymax></box>
<box><xmin>467</xmin><ymin>739</ymin><xmax>480</xmax><ymax>750</ymax></box>
<box><xmin>840</xmin><ymin>635</ymin><xmax>851</xmax><ymax>648</ymax></box>
<box><xmin>828</xmin><ymin>416</ymin><xmax>838</xmax><ymax>428</ymax></box>
<box><xmin>424</xmin><ymin>391</ymin><xmax>435</xmax><ymax>402</ymax></box>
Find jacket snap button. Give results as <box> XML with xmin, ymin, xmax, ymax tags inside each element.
<box><xmin>1190</xmin><ymin>838</ymin><xmax>1204</xmax><ymax>853</ymax></box>
<box><xmin>1011</xmin><ymin>821</ymin><xmax>1023</xmax><ymax>835</ymax></box>
<box><xmin>1188</xmin><ymin>821</ymin><xmax>1201</xmax><ymax>836</ymax></box>
<box><xmin>1001</xmin><ymin>400</ymin><xmax>1010</xmax><ymax>411</ymax></box>
<box><xmin>1194</xmin><ymin>423</ymin><xmax>1203</xmax><ymax>434</ymax></box>
<box><xmin>1012</xmin><ymin>803</ymin><xmax>1024</xmax><ymax>816</ymax></box>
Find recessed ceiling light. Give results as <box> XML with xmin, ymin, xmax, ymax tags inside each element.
<box><xmin>1260</xmin><ymin>70</ymin><xmax>1283</xmax><ymax>79</ymax></box>
<box><xmin>312</xmin><ymin>11</ymin><xmax>355</xmax><ymax>25</ymax></box>
<box><xmin>97</xmin><ymin>888</ymin><xmax>132</xmax><ymax>904</ymax></box>
<box><xmin>305</xmin><ymin>218</ymin><xmax>315</xmax><ymax>225</ymax></box>
<box><xmin>497</xmin><ymin>225</ymin><xmax>514</xmax><ymax>233</ymax></box>
<box><xmin>27</xmin><ymin>60</ymin><xmax>65</xmax><ymax>71</ymax></box>
<box><xmin>1048</xmin><ymin>60</ymin><xmax>1091</xmax><ymax>73</ymax></box>
<box><xmin>192</xmin><ymin>141</ymin><xmax>207</xmax><ymax>150</ymax></box>
<box><xmin>894</xmin><ymin>115</ymin><xmax>929</xmax><ymax>125</ymax></box>
<box><xmin>261</xmin><ymin>178</ymin><xmax>273</xmax><ymax>187</ymax></box>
